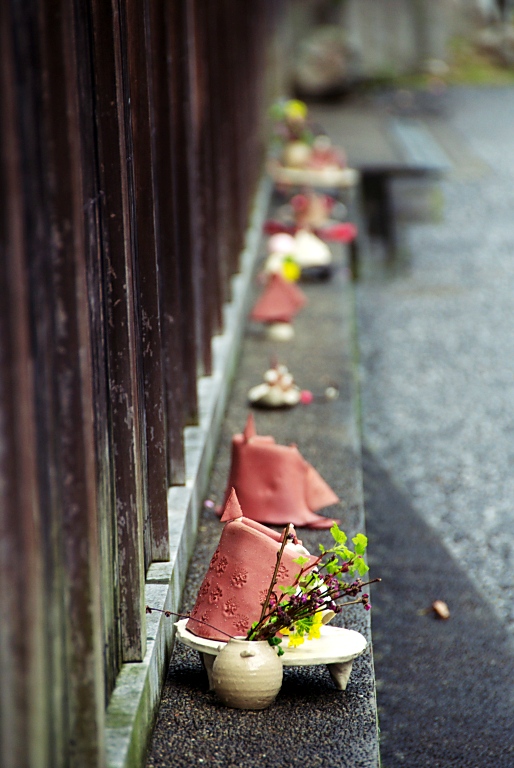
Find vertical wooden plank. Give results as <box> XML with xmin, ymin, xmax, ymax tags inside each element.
<box><xmin>72</xmin><ymin>0</ymin><xmax>121</xmax><ymax>702</ymax></box>
<box><xmin>185</xmin><ymin>0</ymin><xmax>212</xmax><ymax>376</ymax></box>
<box><xmin>121</xmin><ymin>0</ymin><xmax>169</xmax><ymax>565</ymax></box>
<box><xmin>78</xmin><ymin>9</ymin><xmax>121</xmax><ymax>705</ymax></box>
<box><xmin>168</xmin><ymin>0</ymin><xmax>199</xmax><ymax>426</ymax></box>
<box><xmin>90</xmin><ymin>0</ymin><xmax>147</xmax><ymax>662</ymax></box>
<box><xmin>147</xmin><ymin>0</ymin><xmax>187</xmax><ymax>485</ymax></box>
<box><xmin>38</xmin><ymin>0</ymin><xmax>106</xmax><ymax>762</ymax></box>
<box><xmin>0</xmin><ymin>7</ymin><xmax>48</xmax><ymax>766</ymax></box>
<box><xmin>205</xmin><ymin>0</ymin><xmax>230</xmax><ymax>306</ymax></box>
<box><xmin>195</xmin><ymin>0</ymin><xmax>224</xmax><ymax>335</ymax></box>
<box><xmin>220</xmin><ymin>0</ymin><xmax>243</xmax><ymax>276</ymax></box>
<box><xmin>190</xmin><ymin>0</ymin><xmax>223</xmax><ymax>340</ymax></box>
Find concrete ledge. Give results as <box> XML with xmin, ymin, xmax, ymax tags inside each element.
<box><xmin>146</xmin><ymin>241</ymin><xmax>379</xmax><ymax>767</ymax></box>
<box><xmin>104</xmin><ymin>175</ymin><xmax>272</xmax><ymax>768</ymax></box>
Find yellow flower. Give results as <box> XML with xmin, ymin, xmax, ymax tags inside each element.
<box><xmin>280</xmin><ymin>627</ymin><xmax>305</xmax><ymax>647</ymax></box>
<box><xmin>307</xmin><ymin>612</ymin><xmax>323</xmax><ymax>641</ymax></box>
<box><xmin>284</xmin><ymin>100</ymin><xmax>308</xmax><ymax>121</ymax></box>
<box><xmin>281</xmin><ymin>258</ymin><xmax>301</xmax><ymax>282</ymax></box>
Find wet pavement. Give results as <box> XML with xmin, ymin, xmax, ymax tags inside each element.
<box><xmin>353</xmin><ymin>86</ymin><xmax>514</xmax><ymax>766</ymax></box>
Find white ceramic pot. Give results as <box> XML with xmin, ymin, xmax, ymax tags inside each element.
<box><xmin>266</xmin><ymin>322</ymin><xmax>295</xmax><ymax>342</ymax></box>
<box><xmin>212</xmin><ymin>638</ymin><xmax>283</xmax><ymax>710</ymax></box>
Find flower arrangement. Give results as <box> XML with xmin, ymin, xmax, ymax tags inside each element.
<box><xmin>147</xmin><ymin>522</ymin><xmax>379</xmax><ymax>654</ymax></box>
<box><xmin>246</xmin><ymin>523</ymin><xmax>379</xmax><ymax>655</ymax></box>
<box><xmin>269</xmin><ymin>99</ymin><xmax>313</xmax><ymax>145</ymax></box>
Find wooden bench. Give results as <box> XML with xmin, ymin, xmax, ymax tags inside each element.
<box><xmin>308</xmin><ymin>105</ymin><xmax>451</xmax><ymax>270</ymax></box>
<box><xmin>360</xmin><ymin>116</ymin><xmax>450</xmax><ymax>264</ymax></box>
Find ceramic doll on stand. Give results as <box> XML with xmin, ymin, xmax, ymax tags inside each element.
<box><xmin>263</xmin><ymin>194</ymin><xmax>357</xmax><ymax>279</ymax></box>
<box><xmin>187</xmin><ymin>488</ymin><xmax>317</xmax><ymax>642</ymax></box>
<box><xmin>250</xmin><ymin>273</ymin><xmax>307</xmax><ymax>341</ymax></box>
<box><xmin>219</xmin><ymin>414</ymin><xmax>340</xmax><ymax>530</ymax></box>
<box><xmin>247</xmin><ymin>362</ymin><xmax>303</xmax><ymax>408</ymax></box>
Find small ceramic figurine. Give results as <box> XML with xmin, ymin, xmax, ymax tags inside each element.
<box><xmin>292</xmin><ymin>229</ymin><xmax>332</xmax><ymax>270</ymax></box>
<box><xmin>282</xmin><ymin>140</ymin><xmax>312</xmax><ymax>169</ymax></box>
<box><xmin>187</xmin><ymin>489</ymin><xmax>317</xmax><ymax>642</ymax></box>
<box><xmin>250</xmin><ymin>273</ymin><xmax>307</xmax><ymax>340</ymax></box>
<box><xmin>290</xmin><ymin>192</ymin><xmax>334</xmax><ymax>229</ymax></box>
<box><xmin>247</xmin><ymin>363</ymin><xmax>302</xmax><ymax>408</ymax></box>
<box><xmin>264</xmin><ymin>229</ymin><xmax>334</xmax><ymax>280</ymax></box>
<box><xmin>307</xmin><ymin>135</ymin><xmax>346</xmax><ymax>171</ymax></box>
<box><xmin>220</xmin><ymin>414</ymin><xmax>340</xmax><ymax>529</ymax></box>
<box><xmin>267</xmin><ymin>232</ymin><xmax>297</xmax><ymax>257</ymax></box>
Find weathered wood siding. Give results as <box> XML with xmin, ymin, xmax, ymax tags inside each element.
<box><xmin>0</xmin><ymin>0</ymin><xmax>276</xmax><ymax>765</ymax></box>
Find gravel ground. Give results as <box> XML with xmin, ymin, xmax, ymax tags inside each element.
<box><xmin>358</xmin><ymin>86</ymin><xmax>514</xmax><ymax>633</ymax></box>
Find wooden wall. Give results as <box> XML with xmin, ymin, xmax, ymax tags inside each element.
<box><xmin>0</xmin><ymin>1</ymin><xmax>277</xmax><ymax>765</ymax></box>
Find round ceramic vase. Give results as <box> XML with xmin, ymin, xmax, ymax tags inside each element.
<box><xmin>212</xmin><ymin>638</ymin><xmax>283</xmax><ymax>710</ymax></box>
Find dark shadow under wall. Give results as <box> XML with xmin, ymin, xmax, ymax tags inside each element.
<box><xmin>362</xmin><ymin>448</ymin><xmax>514</xmax><ymax>768</ymax></box>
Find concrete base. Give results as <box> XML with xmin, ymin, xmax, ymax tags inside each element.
<box><xmin>146</xmin><ymin>225</ymin><xmax>380</xmax><ymax>767</ymax></box>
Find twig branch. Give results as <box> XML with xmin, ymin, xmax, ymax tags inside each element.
<box><xmin>145</xmin><ymin>606</ymin><xmax>236</xmax><ymax>639</ymax></box>
<box><xmin>252</xmin><ymin>525</ymin><xmax>290</xmax><ymax>635</ymax></box>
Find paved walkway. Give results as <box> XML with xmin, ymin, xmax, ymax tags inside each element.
<box><xmin>354</xmin><ymin>86</ymin><xmax>514</xmax><ymax>766</ymax></box>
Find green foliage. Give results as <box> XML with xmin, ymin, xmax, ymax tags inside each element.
<box><xmin>352</xmin><ymin>533</ymin><xmax>368</xmax><ymax>556</ymax></box>
<box><xmin>355</xmin><ymin>557</ymin><xmax>370</xmax><ymax>577</ymax></box>
<box><xmin>267</xmin><ymin>636</ymin><xmax>284</xmax><ymax>656</ymax></box>
<box><xmin>245</xmin><ymin>524</ymin><xmax>378</xmax><ymax>646</ymax></box>
<box><xmin>330</xmin><ymin>523</ymin><xmax>347</xmax><ymax>545</ymax></box>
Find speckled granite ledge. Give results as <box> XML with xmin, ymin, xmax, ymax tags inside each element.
<box><xmin>104</xmin><ymin>176</ymin><xmax>272</xmax><ymax>768</ymax></box>
<box><xmin>146</xmin><ymin>241</ymin><xmax>380</xmax><ymax>767</ymax></box>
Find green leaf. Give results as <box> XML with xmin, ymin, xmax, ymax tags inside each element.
<box><xmin>291</xmin><ymin>614</ymin><xmax>314</xmax><ymax>635</ymax></box>
<box><xmin>355</xmin><ymin>557</ymin><xmax>369</xmax><ymax>576</ymax></box>
<box><xmin>278</xmin><ymin>585</ymin><xmax>296</xmax><ymax>596</ymax></box>
<box><xmin>352</xmin><ymin>533</ymin><xmax>368</xmax><ymax>556</ymax></box>
<box><xmin>293</xmin><ymin>555</ymin><xmax>310</xmax><ymax>566</ymax></box>
<box><xmin>330</xmin><ymin>524</ymin><xmax>347</xmax><ymax>545</ymax></box>
<box><xmin>333</xmin><ymin>544</ymin><xmax>353</xmax><ymax>562</ymax></box>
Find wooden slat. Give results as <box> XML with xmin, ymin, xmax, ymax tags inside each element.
<box><xmin>205</xmin><ymin>0</ymin><xmax>230</xmax><ymax>306</ymax></box>
<box><xmin>74</xmin><ymin>0</ymin><xmax>122</xmax><ymax>701</ymax></box>
<box><xmin>0</xmin><ymin>7</ymin><xmax>47</xmax><ymax>766</ymax></box>
<box><xmin>220</xmin><ymin>0</ymin><xmax>243</xmax><ymax>276</ymax></box>
<box><xmin>90</xmin><ymin>0</ymin><xmax>147</xmax><ymax>662</ymax></box>
<box><xmin>71</xmin><ymin>0</ymin><xmax>122</xmax><ymax>704</ymax></box>
<box><xmin>184</xmin><ymin>0</ymin><xmax>212</xmax><ymax>376</ymax></box>
<box><xmin>168</xmin><ymin>0</ymin><xmax>199</xmax><ymax>426</ymax></box>
<box><xmin>191</xmin><ymin>0</ymin><xmax>223</xmax><ymax>340</ymax></box>
<box><xmin>147</xmin><ymin>0</ymin><xmax>187</xmax><ymax>485</ymax></box>
<box><xmin>121</xmin><ymin>0</ymin><xmax>169</xmax><ymax>566</ymax></box>
<box><xmin>38</xmin><ymin>0</ymin><xmax>106</xmax><ymax>762</ymax></box>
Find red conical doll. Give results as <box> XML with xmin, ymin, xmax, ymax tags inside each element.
<box><xmin>187</xmin><ymin>489</ymin><xmax>317</xmax><ymax>642</ymax></box>
<box><xmin>250</xmin><ymin>273</ymin><xmax>307</xmax><ymax>341</ymax></box>
<box><xmin>221</xmin><ymin>414</ymin><xmax>340</xmax><ymax>529</ymax></box>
